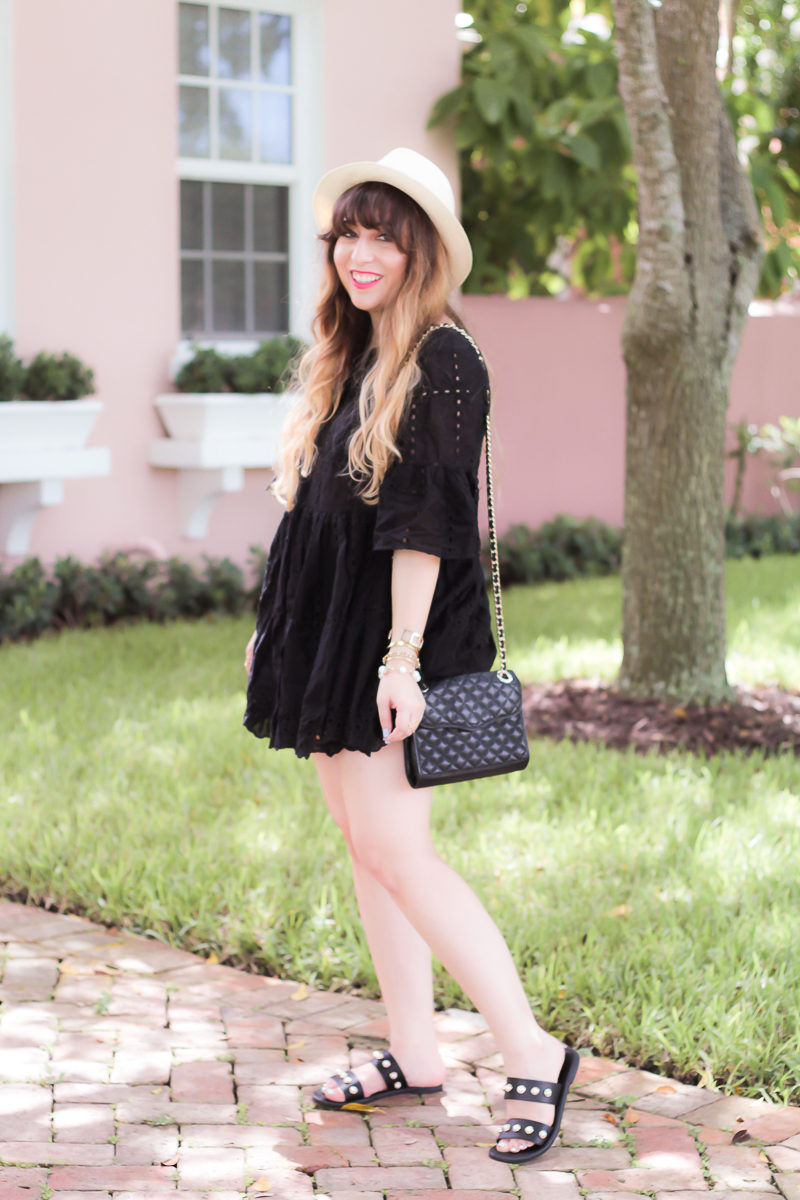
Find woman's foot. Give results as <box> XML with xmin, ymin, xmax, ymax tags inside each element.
<box><xmin>319</xmin><ymin>1047</ymin><xmax>446</xmax><ymax>1104</ymax></box>
<box><xmin>498</xmin><ymin>1032</ymin><xmax>566</xmax><ymax>1156</ymax></box>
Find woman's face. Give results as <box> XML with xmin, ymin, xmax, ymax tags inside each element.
<box><xmin>333</xmin><ymin>222</ymin><xmax>408</xmax><ymax>320</ymax></box>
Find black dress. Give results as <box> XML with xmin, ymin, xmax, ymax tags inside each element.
<box><xmin>243</xmin><ymin>325</ymin><xmax>496</xmax><ymax>758</ymax></box>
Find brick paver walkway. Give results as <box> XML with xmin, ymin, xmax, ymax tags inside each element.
<box><xmin>1</xmin><ymin>898</ymin><xmax>799</xmax><ymax>1199</ymax></box>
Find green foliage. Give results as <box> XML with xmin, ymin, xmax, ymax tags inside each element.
<box><xmin>721</xmin><ymin>0</ymin><xmax>800</xmax><ymax>294</ymax></box>
<box><xmin>494</xmin><ymin>515</ymin><xmax>622</xmax><ymax>584</ymax></box>
<box><xmin>433</xmin><ymin>0</ymin><xmax>800</xmax><ymax>296</ymax></box>
<box><xmin>174</xmin><ymin>346</ymin><xmax>232</xmax><ymax>393</ymax></box>
<box><xmin>230</xmin><ymin>335</ymin><xmax>305</xmax><ymax>394</ymax></box>
<box><xmin>726</xmin><ymin>511</ymin><xmax>800</xmax><ymax>558</ymax></box>
<box><xmin>0</xmin><ymin>549</ymin><xmax>265</xmax><ymax>644</ymax></box>
<box><xmin>0</xmin><ymin>335</ymin><xmax>26</xmax><ymax>403</ymax></box>
<box><xmin>175</xmin><ymin>335</ymin><xmax>306</xmax><ymax>394</ymax></box>
<box><xmin>21</xmin><ymin>351</ymin><xmax>95</xmax><ymax>402</ymax></box>
<box><xmin>430</xmin><ymin>0</ymin><xmax>634</xmax><ymax>296</ymax></box>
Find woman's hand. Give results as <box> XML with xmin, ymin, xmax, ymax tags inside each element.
<box><xmin>244</xmin><ymin>629</ymin><xmax>257</xmax><ymax>674</ymax></box>
<box><xmin>377</xmin><ymin>671</ymin><xmax>426</xmax><ymax>744</ymax></box>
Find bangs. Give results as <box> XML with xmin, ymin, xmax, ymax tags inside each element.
<box><xmin>330</xmin><ymin>182</ymin><xmax>431</xmax><ymax>252</ymax></box>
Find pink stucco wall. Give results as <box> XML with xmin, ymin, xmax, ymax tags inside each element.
<box><xmin>461</xmin><ymin>295</ymin><xmax>800</xmax><ymax>530</ymax></box>
<box><xmin>322</xmin><ymin>0</ymin><xmax>461</xmax><ymax>178</ymax></box>
<box><xmin>10</xmin><ymin>0</ymin><xmax>463</xmax><ymax>568</ymax></box>
<box><xmin>13</xmin><ymin>0</ymin><xmax>181</xmax><ymax>562</ymax></box>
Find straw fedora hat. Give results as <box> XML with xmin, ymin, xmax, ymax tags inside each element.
<box><xmin>312</xmin><ymin>147</ymin><xmax>473</xmax><ymax>289</ymax></box>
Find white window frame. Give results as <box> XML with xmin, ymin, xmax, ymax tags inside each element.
<box><xmin>176</xmin><ymin>0</ymin><xmax>323</xmax><ymax>357</ymax></box>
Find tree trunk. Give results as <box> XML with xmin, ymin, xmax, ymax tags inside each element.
<box><xmin>612</xmin><ymin>0</ymin><xmax>762</xmax><ymax>702</ymax></box>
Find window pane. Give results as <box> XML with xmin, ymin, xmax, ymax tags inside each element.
<box><xmin>212</xmin><ymin>260</ymin><xmax>246</xmax><ymax>331</ymax></box>
<box><xmin>219</xmin><ymin>87</ymin><xmax>253</xmax><ymax>160</ymax></box>
<box><xmin>180</xmin><ymin>181</ymin><xmax>204</xmax><ymax>251</ymax></box>
<box><xmin>257</xmin><ymin>92</ymin><xmax>291</xmax><ymax>163</ymax></box>
<box><xmin>259</xmin><ymin>13</ymin><xmax>291</xmax><ymax>85</ymax></box>
<box><xmin>218</xmin><ymin>6</ymin><xmax>251</xmax><ymax>80</ymax></box>
<box><xmin>211</xmin><ymin>183</ymin><xmax>245</xmax><ymax>251</ymax></box>
<box><xmin>181</xmin><ymin>259</ymin><xmax>205</xmax><ymax>334</ymax></box>
<box><xmin>179</xmin><ymin>3</ymin><xmax>210</xmax><ymax>76</ymax></box>
<box><xmin>254</xmin><ymin>261</ymin><xmax>289</xmax><ymax>333</ymax></box>
<box><xmin>253</xmin><ymin>186</ymin><xmax>288</xmax><ymax>253</ymax></box>
<box><xmin>179</xmin><ymin>85</ymin><xmax>210</xmax><ymax>157</ymax></box>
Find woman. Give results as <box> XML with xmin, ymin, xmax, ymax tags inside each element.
<box><xmin>243</xmin><ymin>148</ymin><xmax>577</xmax><ymax>1164</ymax></box>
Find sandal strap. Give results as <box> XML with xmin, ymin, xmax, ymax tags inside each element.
<box><xmin>502</xmin><ymin>1075</ymin><xmax>562</xmax><ymax>1103</ymax></box>
<box><xmin>334</xmin><ymin>1070</ymin><xmax>365</xmax><ymax>1102</ymax></box>
<box><xmin>497</xmin><ymin>1117</ymin><xmax>552</xmax><ymax>1146</ymax></box>
<box><xmin>371</xmin><ymin>1049</ymin><xmax>409</xmax><ymax>1093</ymax></box>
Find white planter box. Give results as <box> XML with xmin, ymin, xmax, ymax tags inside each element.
<box><xmin>154</xmin><ymin>392</ymin><xmax>290</xmax><ymax>444</ymax></box>
<box><xmin>0</xmin><ymin>399</ymin><xmax>110</xmax><ymax>556</ymax></box>
<box><xmin>0</xmin><ymin>398</ymin><xmax>103</xmax><ymax>449</ymax></box>
<box><xmin>150</xmin><ymin>392</ymin><xmax>291</xmax><ymax>539</ymax></box>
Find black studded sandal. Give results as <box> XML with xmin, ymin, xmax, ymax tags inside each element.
<box><xmin>488</xmin><ymin>1046</ymin><xmax>580</xmax><ymax>1163</ymax></box>
<box><xmin>312</xmin><ymin>1049</ymin><xmax>444</xmax><ymax>1111</ymax></box>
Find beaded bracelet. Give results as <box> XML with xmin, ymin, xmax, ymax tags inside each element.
<box><xmin>378</xmin><ymin>662</ymin><xmax>422</xmax><ymax>682</ymax></box>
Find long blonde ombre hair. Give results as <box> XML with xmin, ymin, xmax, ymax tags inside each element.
<box><xmin>272</xmin><ymin>182</ymin><xmax>456</xmax><ymax>507</ymax></box>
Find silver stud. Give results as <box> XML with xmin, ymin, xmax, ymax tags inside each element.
<box><xmin>382</xmin><ymin>1059</ymin><xmax>391</xmax><ymax>1067</ymax></box>
<box><xmin>544</xmin><ymin>1088</ymin><xmax>552</xmax><ymax>1097</ymax></box>
<box><xmin>389</xmin><ymin>1072</ymin><xmax>398</xmax><ymax>1079</ymax></box>
<box><xmin>349</xmin><ymin>1086</ymin><xmax>358</xmax><ymax>1094</ymax></box>
<box><xmin>394</xmin><ymin>1081</ymin><xmax>402</xmax><ymax>1088</ymax></box>
<box><xmin>516</xmin><ymin>1084</ymin><xmax>526</xmax><ymax>1094</ymax></box>
<box><xmin>531</xmin><ymin>1086</ymin><xmax>540</xmax><ymax>1095</ymax></box>
<box><xmin>512</xmin><ymin>1123</ymin><xmax>521</xmax><ymax>1132</ymax></box>
<box><xmin>525</xmin><ymin>1125</ymin><xmax>534</xmax><ymax>1134</ymax></box>
<box><xmin>503</xmin><ymin>1123</ymin><xmax>510</xmax><ymax>1130</ymax></box>
<box><xmin>539</xmin><ymin>1130</ymin><xmax>547</xmax><ymax>1138</ymax></box>
<box><xmin>503</xmin><ymin>1083</ymin><xmax>512</xmax><ymax>1092</ymax></box>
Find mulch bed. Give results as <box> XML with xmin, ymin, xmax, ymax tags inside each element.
<box><xmin>522</xmin><ymin>680</ymin><xmax>800</xmax><ymax>757</ymax></box>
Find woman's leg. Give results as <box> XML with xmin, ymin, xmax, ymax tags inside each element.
<box><xmin>312</xmin><ymin>752</ymin><xmax>445</xmax><ymax>1102</ymax></box>
<box><xmin>337</xmin><ymin>742</ymin><xmax>564</xmax><ymax>1151</ymax></box>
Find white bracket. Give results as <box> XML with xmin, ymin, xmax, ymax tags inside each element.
<box><xmin>0</xmin><ymin>479</ymin><xmax>64</xmax><ymax>556</ymax></box>
<box><xmin>178</xmin><ymin>466</ymin><xmax>245</xmax><ymax>539</ymax></box>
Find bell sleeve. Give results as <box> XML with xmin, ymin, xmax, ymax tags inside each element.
<box><xmin>373</xmin><ymin>327</ymin><xmax>489</xmax><ymax>559</ymax></box>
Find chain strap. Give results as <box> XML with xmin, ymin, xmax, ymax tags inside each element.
<box><xmin>408</xmin><ymin>323</ymin><xmax>508</xmax><ymax>674</ymax></box>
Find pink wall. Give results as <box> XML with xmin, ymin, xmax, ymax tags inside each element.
<box><xmin>10</xmin><ymin>0</ymin><xmax>464</xmax><ymax>570</ymax></box>
<box><xmin>323</xmin><ymin>0</ymin><xmax>461</xmax><ymax>180</ymax></box>
<box><xmin>13</xmin><ymin>0</ymin><xmax>181</xmax><ymax>562</ymax></box>
<box><xmin>461</xmin><ymin>295</ymin><xmax>800</xmax><ymax>530</ymax></box>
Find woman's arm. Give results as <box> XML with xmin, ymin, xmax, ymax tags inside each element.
<box><xmin>377</xmin><ymin>548</ymin><xmax>440</xmax><ymax>744</ymax></box>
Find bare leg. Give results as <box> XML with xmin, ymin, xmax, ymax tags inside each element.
<box><xmin>313</xmin><ymin>752</ymin><xmax>445</xmax><ymax>1102</ymax></box>
<box><xmin>337</xmin><ymin>742</ymin><xmax>565</xmax><ymax>1151</ymax></box>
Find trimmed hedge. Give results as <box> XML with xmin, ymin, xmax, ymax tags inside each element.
<box><xmin>0</xmin><ymin>550</ymin><xmax>267</xmax><ymax>644</ymax></box>
<box><xmin>3</xmin><ymin>513</ymin><xmax>800</xmax><ymax>644</ymax></box>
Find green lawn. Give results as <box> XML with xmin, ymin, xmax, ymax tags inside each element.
<box><xmin>1</xmin><ymin>555</ymin><xmax>799</xmax><ymax>1103</ymax></box>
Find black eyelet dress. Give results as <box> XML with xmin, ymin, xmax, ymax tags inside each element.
<box><xmin>243</xmin><ymin>325</ymin><xmax>496</xmax><ymax>758</ymax></box>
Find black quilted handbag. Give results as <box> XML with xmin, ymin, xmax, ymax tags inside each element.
<box><xmin>403</xmin><ymin>326</ymin><xmax>530</xmax><ymax>789</ymax></box>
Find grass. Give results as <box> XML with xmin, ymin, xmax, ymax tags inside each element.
<box><xmin>1</xmin><ymin>556</ymin><xmax>799</xmax><ymax>1103</ymax></box>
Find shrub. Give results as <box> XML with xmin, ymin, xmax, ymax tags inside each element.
<box><xmin>175</xmin><ymin>335</ymin><xmax>306</xmax><ymax>395</ymax></box>
<box><xmin>493</xmin><ymin>516</ymin><xmax>623</xmax><ymax>585</ymax></box>
<box><xmin>173</xmin><ymin>347</ymin><xmax>234</xmax><ymax>394</ymax></box>
<box><xmin>0</xmin><ymin>335</ymin><xmax>26</xmax><ymax>403</ymax></box>
<box><xmin>0</xmin><ymin>552</ymin><xmax>249</xmax><ymax>644</ymax></box>
<box><xmin>725</xmin><ymin>512</ymin><xmax>800</xmax><ymax>559</ymax></box>
<box><xmin>21</xmin><ymin>351</ymin><xmax>95</xmax><ymax>402</ymax></box>
<box><xmin>229</xmin><ymin>335</ymin><xmax>305</xmax><ymax>394</ymax></box>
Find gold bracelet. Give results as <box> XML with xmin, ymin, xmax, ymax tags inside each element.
<box><xmin>388</xmin><ymin>628</ymin><xmax>424</xmax><ymax>650</ymax></box>
<box><xmin>383</xmin><ymin>646</ymin><xmax>419</xmax><ymax>665</ymax></box>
